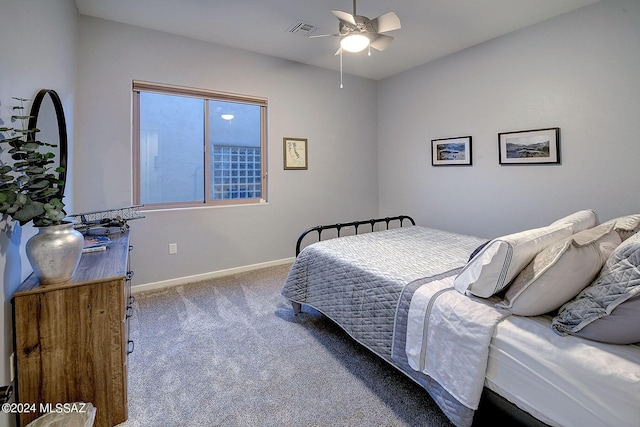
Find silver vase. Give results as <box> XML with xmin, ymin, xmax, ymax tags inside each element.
<box><xmin>26</xmin><ymin>222</ymin><xmax>84</xmax><ymax>285</ymax></box>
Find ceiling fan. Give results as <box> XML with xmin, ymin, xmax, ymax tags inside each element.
<box><xmin>311</xmin><ymin>0</ymin><xmax>401</xmax><ymax>55</ymax></box>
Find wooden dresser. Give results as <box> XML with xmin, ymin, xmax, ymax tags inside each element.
<box><xmin>12</xmin><ymin>231</ymin><xmax>133</xmax><ymax>427</ymax></box>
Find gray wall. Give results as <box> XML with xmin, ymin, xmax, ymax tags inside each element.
<box><xmin>0</xmin><ymin>1</ymin><xmax>78</xmax><ymax>425</ymax></box>
<box><xmin>75</xmin><ymin>16</ymin><xmax>380</xmax><ymax>286</ymax></box>
<box><xmin>2</xmin><ymin>2</ymin><xmax>639</xmax><ymax>425</ymax></box>
<box><xmin>378</xmin><ymin>0</ymin><xmax>640</xmax><ymax>238</ymax></box>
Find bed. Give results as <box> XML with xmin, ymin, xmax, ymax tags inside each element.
<box><xmin>281</xmin><ymin>213</ymin><xmax>640</xmax><ymax>427</ymax></box>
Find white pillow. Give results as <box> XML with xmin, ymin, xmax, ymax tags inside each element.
<box><xmin>497</xmin><ymin>223</ymin><xmax>621</xmax><ymax>316</ymax></box>
<box><xmin>601</xmin><ymin>213</ymin><xmax>640</xmax><ymax>241</ymax></box>
<box><xmin>548</xmin><ymin>209</ymin><xmax>598</xmax><ymax>232</ymax></box>
<box><xmin>453</xmin><ymin>225</ymin><xmax>574</xmax><ymax>297</ymax></box>
<box><xmin>454</xmin><ymin>210</ymin><xmax>597</xmax><ymax>298</ymax></box>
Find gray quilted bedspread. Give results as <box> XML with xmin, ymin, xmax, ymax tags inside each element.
<box><xmin>281</xmin><ymin>226</ymin><xmax>485</xmax><ymax>361</ymax></box>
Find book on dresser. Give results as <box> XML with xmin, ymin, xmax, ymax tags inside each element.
<box><xmin>82</xmin><ymin>235</ymin><xmax>112</xmax><ymax>253</ymax></box>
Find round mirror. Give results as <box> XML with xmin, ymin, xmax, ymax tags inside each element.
<box><xmin>28</xmin><ymin>89</ymin><xmax>68</xmax><ymax>199</ymax></box>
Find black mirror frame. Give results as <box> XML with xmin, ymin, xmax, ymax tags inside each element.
<box><xmin>27</xmin><ymin>89</ymin><xmax>68</xmax><ymax>200</ymax></box>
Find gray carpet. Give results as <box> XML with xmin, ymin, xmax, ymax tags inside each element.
<box><xmin>119</xmin><ymin>263</ymin><xmax>456</xmax><ymax>427</ymax></box>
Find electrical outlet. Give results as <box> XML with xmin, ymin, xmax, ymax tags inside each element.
<box><xmin>168</xmin><ymin>243</ymin><xmax>178</xmax><ymax>255</ymax></box>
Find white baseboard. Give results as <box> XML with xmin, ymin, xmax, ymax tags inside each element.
<box><xmin>131</xmin><ymin>257</ymin><xmax>295</xmax><ymax>294</ymax></box>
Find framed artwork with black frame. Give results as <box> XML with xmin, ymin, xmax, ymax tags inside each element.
<box><xmin>498</xmin><ymin>127</ymin><xmax>560</xmax><ymax>165</ymax></box>
<box><xmin>431</xmin><ymin>136</ymin><xmax>472</xmax><ymax>166</ymax></box>
<box><xmin>283</xmin><ymin>137</ymin><xmax>308</xmax><ymax>170</ymax></box>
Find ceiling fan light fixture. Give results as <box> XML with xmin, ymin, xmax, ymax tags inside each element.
<box><xmin>340</xmin><ymin>34</ymin><xmax>369</xmax><ymax>52</ymax></box>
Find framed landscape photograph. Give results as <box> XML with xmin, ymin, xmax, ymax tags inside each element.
<box><xmin>431</xmin><ymin>136</ymin><xmax>472</xmax><ymax>166</ymax></box>
<box><xmin>498</xmin><ymin>127</ymin><xmax>560</xmax><ymax>165</ymax></box>
<box><xmin>283</xmin><ymin>137</ymin><xmax>308</xmax><ymax>170</ymax></box>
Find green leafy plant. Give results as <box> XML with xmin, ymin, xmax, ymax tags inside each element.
<box><xmin>0</xmin><ymin>97</ymin><xmax>66</xmax><ymax>226</ymax></box>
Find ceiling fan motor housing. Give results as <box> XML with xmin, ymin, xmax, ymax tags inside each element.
<box><xmin>339</xmin><ymin>15</ymin><xmax>375</xmax><ymax>36</ymax></box>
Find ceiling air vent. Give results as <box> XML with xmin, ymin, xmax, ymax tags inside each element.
<box><xmin>287</xmin><ymin>21</ymin><xmax>319</xmax><ymax>37</ymax></box>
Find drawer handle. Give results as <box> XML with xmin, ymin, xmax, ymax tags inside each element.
<box><xmin>126</xmin><ymin>305</ymin><xmax>134</xmax><ymax>319</ymax></box>
<box><xmin>129</xmin><ymin>295</ymin><xmax>136</xmax><ymax>305</ymax></box>
<box><xmin>126</xmin><ymin>270</ymin><xmax>134</xmax><ymax>281</ymax></box>
<box><xmin>127</xmin><ymin>340</ymin><xmax>135</xmax><ymax>355</ymax></box>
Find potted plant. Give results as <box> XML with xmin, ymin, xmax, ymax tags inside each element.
<box><xmin>0</xmin><ymin>96</ymin><xmax>83</xmax><ymax>284</ymax></box>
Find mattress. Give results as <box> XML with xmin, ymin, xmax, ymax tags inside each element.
<box><xmin>485</xmin><ymin>315</ymin><xmax>640</xmax><ymax>427</ymax></box>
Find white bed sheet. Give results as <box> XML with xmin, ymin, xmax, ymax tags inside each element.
<box><xmin>485</xmin><ymin>315</ymin><xmax>640</xmax><ymax>427</ymax></box>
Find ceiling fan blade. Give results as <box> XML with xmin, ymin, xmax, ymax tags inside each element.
<box><xmin>309</xmin><ymin>33</ymin><xmax>340</xmax><ymax>38</ymax></box>
<box><xmin>370</xmin><ymin>34</ymin><xmax>394</xmax><ymax>51</ymax></box>
<box><xmin>331</xmin><ymin>10</ymin><xmax>357</xmax><ymax>26</ymax></box>
<box><xmin>370</xmin><ymin>11</ymin><xmax>401</xmax><ymax>33</ymax></box>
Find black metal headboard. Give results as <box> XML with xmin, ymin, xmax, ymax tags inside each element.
<box><xmin>295</xmin><ymin>215</ymin><xmax>415</xmax><ymax>256</ymax></box>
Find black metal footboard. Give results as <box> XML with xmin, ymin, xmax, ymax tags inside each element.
<box><xmin>295</xmin><ymin>215</ymin><xmax>415</xmax><ymax>256</ymax></box>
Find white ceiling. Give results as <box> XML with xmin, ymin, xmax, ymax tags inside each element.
<box><xmin>74</xmin><ymin>0</ymin><xmax>599</xmax><ymax>81</ymax></box>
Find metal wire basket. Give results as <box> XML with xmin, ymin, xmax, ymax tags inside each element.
<box><xmin>67</xmin><ymin>205</ymin><xmax>145</xmax><ymax>235</ymax></box>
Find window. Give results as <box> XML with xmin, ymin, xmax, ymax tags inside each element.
<box><xmin>133</xmin><ymin>81</ymin><xmax>267</xmax><ymax>208</ymax></box>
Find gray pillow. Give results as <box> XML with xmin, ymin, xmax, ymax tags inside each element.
<box><xmin>551</xmin><ymin>232</ymin><xmax>640</xmax><ymax>344</ymax></box>
<box><xmin>573</xmin><ymin>295</ymin><xmax>640</xmax><ymax>344</ymax></box>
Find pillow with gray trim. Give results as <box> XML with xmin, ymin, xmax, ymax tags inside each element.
<box><xmin>454</xmin><ymin>210</ymin><xmax>597</xmax><ymax>298</ymax></box>
<box><xmin>497</xmin><ymin>222</ymin><xmax>621</xmax><ymax>316</ymax></box>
